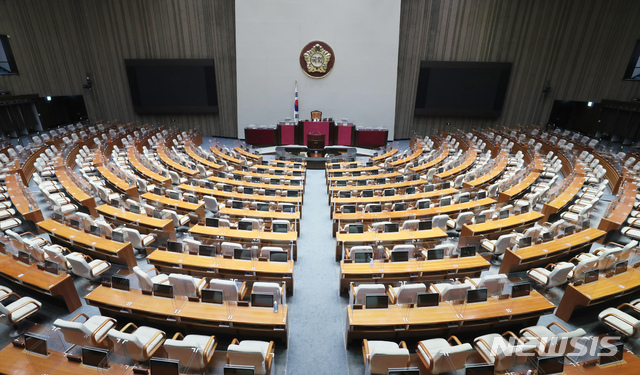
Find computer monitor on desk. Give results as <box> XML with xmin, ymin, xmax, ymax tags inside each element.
<box><xmin>339</xmin><ymin>191</ymin><xmax>351</xmax><ymax>198</ymax></box>
<box><xmin>287</xmin><ymin>190</ymin><xmax>299</xmax><ymax>198</ymax></box>
<box><xmin>357</xmin><ymin>180</ymin><xmax>367</xmax><ymax>186</ymax></box>
<box><xmin>111</xmin><ymin>275</ymin><xmax>130</xmax><ymax>291</ymax></box>
<box><xmin>257</xmin><ymin>202</ymin><xmax>270</xmax><ymax>212</ymax></box>
<box><xmin>418</xmin><ymin>220</ymin><xmax>432</xmax><ymax>231</ymax></box>
<box><xmin>167</xmin><ymin>240</ymin><xmax>183</xmax><ymax>253</ymax></box>
<box><xmin>153</xmin><ymin>283</ymin><xmax>174</xmax><ymax>299</ymax></box>
<box><xmin>384</xmin><ymin>223</ymin><xmax>399</xmax><ymax>233</ymax></box>
<box><xmin>459</xmin><ymin>245</ymin><xmax>476</xmax><ymax>257</ymax></box>
<box><xmin>518</xmin><ymin>236</ymin><xmax>532</xmax><ymax>248</ymax></box>
<box><xmin>17</xmin><ymin>250</ymin><xmax>31</xmax><ymax>265</ymax></box>
<box><xmin>206</xmin><ymin>218</ymin><xmax>219</xmax><ymax>227</ymax></box>
<box><xmin>536</xmin><ymin>355</ymin><xmax>564</xmax><ymax>375</ymax></box>
<box><xmin>390</xmin><ymin>250</ymin><xmax>409</xmax><ymax>262</ymax></box>
<box><xmin>439</xmin><ymin>197</ymin><xmax>451</xmax><ymax>207</ymax></box>
<box><xmin>427</xmin><ymin>248</ymin><xmax>444</xmax><ymax>260</ymax></box>
<box><xmin>24</xmin><ymin>333</ymin><xmax>48</xmax><ymax>357</ymax></box>
<box><xmin>238</xmin><ymin>221</ymin><xmax>253</xmax><ymax>231</ymax></box>
<box><xmin>509</xmin><ymin>282</ymin><xmax>531</xmax><ymax>298</ymax></box>
<box><xmin>251</xmin><ymin>292</ymin><xmax>274</xmax><ymax>308</ymax></box>
<box><xmin>365</xmin><ymin>295</ymin><xmax>388</xmax><ymax>309</ymax></box>
<box><xmin>405</xmin><ymin>186</ymin><xmax>415</xmax><ymax>195</ymax></box>
<box><xmin>362</xmin><ymin>190</ymin><xmax>374</xmax><ymax>198</ymax></box>
<box><xmin>223</xmin><ymin>185</ymin><xmax>233</xmax><ymax>192</ymax></box>
<box><xmin>354</xmin><ymin>251</ymin><xmax>373</xmax><ymax>263</ymax></box>
<box><xmin>44</xmin><ymin>260</ymin><xmax>59</xmax><ymax>275</ymax></box>
<box><xmin>111</xmin><ymin>231</ymin><xmax>125</xmax><ymax>243</ymax></box>
<box><xmin>270</xmin><ymin>251</ymin><xmax>288</xmax><ymax>262</ymax></box>
<box><xmin>416</xmin><ymin>292</ymin><xmax>439</xmax><ymax>308</ymax></box>
<box><xmin>341</xmin><ymin>205</ymin><xmax>356</xmax><ymax>214</ymax></box>
<box><xmin>150</xmin><ymin>357</ymin><xmax>180</xmax><ymax>375</ymax></box>
<box><xmin>82</xmin><ymin>346</ymin><xmax>109</xmax><ymax>369</ymax></box>
<box><xmin>201</xmin><ymin>289</ymin><xmax>224</xmax><ymax>304</ymax></box>
<box><xmin>199</xmin><ymin>244</ymin><xmax>216</xmax><ymax>257</ymax></box>
<box><xmin>465</xmin><ymin>363</ymin><xmax>495</xmax><ymax>375</ymax></box>
<box><xmin>387</xmin><ymin>368</ymin><xmax>419</xmax><ymax>375</ymax></box>
<box><xmin>90</xmin><ymin>224</ymin><xmax>102</xmax><ymax>237</ymax></box>
<box><xmin>466</xmin><ymin>288</ymin><xmax>488</xmax><ymax>304</ymax></box>
<box><xmin>348</xmin><ymin>224</ymin><xmax>364</xmax><ymax>234</ymax></box>
<box><xmin>224</xmin><ymin>364</ymin><xmax>255</xmax><ymax>374</ymax></box>
<box><xmin>369</xmin><ymin>204</ymin><xmax>382</xmax><ymax>213</ymax></box>
<box><xmin>234</xmin><ymin>248</ymin><xmax>252</xmax><ymax>260</ymax></box>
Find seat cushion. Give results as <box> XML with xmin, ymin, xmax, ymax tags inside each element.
<box><xmin>6</xmin><ymin>297</ymin><xmax>41</xmax><ymax>322</ymax></box>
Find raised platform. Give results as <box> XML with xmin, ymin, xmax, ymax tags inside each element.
<box><xmin>276</xmin><ymin>146</ymin><xmax>357</xmax><ymax>169</ymax></box>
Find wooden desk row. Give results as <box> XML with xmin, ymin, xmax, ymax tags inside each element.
<box><xmin>328</xmin><ymin>176</ymin><xmax>432</xmax><ymax>196</ymax></box>
<box><xmin>541</xmin><ymin>174</ymin><xmax>586</xmax><ymax>222</ymax></box>
<box><xmin>37</xmin><ymin>219</ymin><xmax>137</xmax><ymax>268</ymax></box>
<box><xmin>85</xmin><ymin>285</ymin><xmax>289</xmax><ymax>346</ymax></box>
<box><xmin>598</xmin><ymin>178</ymin><xmax>637</xmax><ymax>233</ymax></box>
<box><xmin>335</xmin><ymin>228</ymin><xmax>448</xmax><ymax>261</ymax></box>
<box><xmin>93</xmin><ymin>144</ymin><xmax>139</xmax><ymax>198</ymax></box>
<box><xmin>436</xmin><ymin>147</ymin><xmax>477</xmax><ymax>180</ymax></box>
<box><xmin>462</xmin><ymin>150</ymin><xmax>508</xmax><ymax>189</ymax></box>
<box><xmin>234</xmin><ymin>146</ymin><xmax>263</xmax><ymax>162</ymax></box>
<box><xmin>339</xmin><ymin>255</ymin><xmax>490</xmax><ymax>293</ymax></box>
<box><xmin>146</xmin><ymin>249</ymin><xmax>295</xmax><ymax>293</ymax></box>
<box><xmin>179</xmin><ymin>184</ymin><xmax>302</xmax><ymax>206</ymax></box>
<box><xmin>155</xmin><ymin>143</ymin><xmax>200</xmax><ymax>178</ymax></box>
<box><xmin>460</xmin><ymin>211</ymin><xmax>544</xmax><ymax>238</ymax></box>
<box><xmin>54</xmin><ymin>164</ymin><xmax>98</xmax><ymax>217</ymax></box>
<box><xmin>127</xmin><ymin>146</ymin><xmax>172</xmax><ymax>188</ymax></box>
<box><xmin>556</xmin><ymin>267</ymin><xmax>640</xmax><ymax>322</ymax></box>
<box><xmin>410</xmin><ymin>145</ymin><xmax>449</xmax><ymax>173</ymax></box>
<box><xmin>370</xmin><ymin>148</ymin><xmax>398</xmax><ymax>163</ymax></box>
<box><xmin>218</xmin><ymin>206</ymin><xmax>301</xmax><ymax>233</ymax></box>
<box><xmin>208</xmin><ymin>175</ymin><xmax>304</xmax><ymax>191</ymax></box>
<box><xmin>330</xmin><ymin>187</ymin><xmax>459</xmax><ymax>218</ymax></box>
<box><xmin>5</xmin><ymin>173</ymin><xmax>44</xmax><ymax>223</ymax></box>
<box><xmin>97</xmin><ymin>204</ymin><xmax>176</xmax><ymax>241</ymax></box>
<box><xmin>345</xmin><ymin>291</ymin><xmax>555</xmax><ymax>346</ymax></box>
<box><xmin>0</xmin><ymin>247</ymin><xmax>81</xmax><ymax>312</ymax></box>
<box><xmin>189</xmin><ymin>224</ymin><xmax>298</xmax><ymax>261</ymax></box>
<box><xmin>141</xmin><ymin>191</ymin><xmax>205</xmax><ymax>221</ymax></box>
<box><xmin>499</xmin><ymin>227</ymin><xmax>607</xmax><ymax>274</ymax></box>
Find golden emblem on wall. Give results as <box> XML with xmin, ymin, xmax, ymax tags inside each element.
<box><xmin>304</xmin><ymin>44</ymin><xmax>331</xmax><ymax>73</ymax></box>
<box><xmin>299</xmin><ymin>41</ymin><xmax>335</xmax><ymax>79</ymax></box>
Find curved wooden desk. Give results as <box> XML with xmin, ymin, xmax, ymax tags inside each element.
<box><xmin>339</xmin><ymin>254</ymin><xmax>490</xmax><ymax>293</ymax></box>
<box><xmin>85</xmin><ymin>285</ymin><xmax>289</xmax><ymax>346</ymax></box>
<box><xmin>146</xmin><ymin>249</ymin><xmax>295</xmax><ymax>293</ymax></box>
<box><xmin>5</xmin><ymin>173</ymin><xmax>44</xmax><ymax>223</ymax></box>
<box><xmin>97</xmin><ymin>204</ymin><xmax>176</xmax><ymax>241</ymax></box>
<box><xmin>460</xmin><ymin>211</ymin><xmax>544</xmax><ymax>238</ymax></box>
<box><xmin>141</xmin><ymin>191</ymin><xmax>205</xmax><ymax>221</ymax></box>
<box><xmin>0</xmin><ymin>249</ymin><xmax>81</xmax><ymax>312</ymax></box>
<box><xmin>345</xmin><ymin>291</ymin><xmax>555</xmax><ymax>347</ymax></box>
<box><xmin>499</xmin><ymin>227</ymin><xmax>606</xmax><ymax>274</ymax></box>
<box><xmin>189</xmin><ymin>224</ymin><xmax>298</xmax><ymax>260</ymax></box>
<box><xmin>336</xmin><ymin>228</ymin><xmax>447</xmax><ymax>261</ymax></box>
<box><xmin>37</xmin><ymin>218</ymin><xmax>136</xmax><ymax>268</ymax></box>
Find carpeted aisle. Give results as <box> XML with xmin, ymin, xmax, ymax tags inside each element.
<box><xmin>285</xmin><ymin>169</ymin><xmax>349</xmax><ymax>374</ymax></box>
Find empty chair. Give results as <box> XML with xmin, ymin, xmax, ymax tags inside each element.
<box><xmin>400</xmin><ymin>219</ymin><xmax>420</xmax><ymax>231</ymax></box>
<box><xmin>53</xmin><ymin>313</ymin><xmax>116</xmax><ymax>348</ymax></box>
<box><xmin>599</xmin><ymin>305</ymin><xmax>640</xmax><ymax>339</ymax></box>
<box><xmin>221</xmin><ymin>242</ymin><xmax>243</xmax><ymax>257</ymax></box>
<box><xmin>473</xmin><ymin>332</ymin><xmax>537</xmax><ymax>372</ymax></box>
<box><xmin>203</xmin><ymin>196</ymin><xmax>219</xmax><ymax>213</ymax></box>
<box><xmin>227</xmin><ymin>339</ymin><xmax>274</xmax><ymax>375</ymax></box>
<box><xmin>168</xmin><ymin>274</ymin><xmax>206</xmax><ymax>298</ymax></box>
<box><xmin>447</xmin><ymin>211</ymin><xmax>474</xmax><ymax>231</ymax></box>
<box><xmin>431</xmin><ymin>214</ymin><xmax>450</xmax><ymax>232</ymax></box>
<box><xmin>43</xmin><ymin>245</ymin><xmax>71</xmax><ymax>272</ymax></box>
<box><xmin>347</xmin><ymin>245</ymin><xmax>374</xmax><ymax>261</ymax></box>
<box><xmin>66</xmin><ymin>253</ymin><xmax>110</xmax><ymax>286</ymax></box>
<box><xmin>362</xmin><ymin>339</ymin><xmax>410</xmax><ymax>375</ymax></box>
<box><xmin>0</xmin><ymin>292</ymin><xmax>41</xmax><ymax>336</ymax></box>
<box><xmin>527</xmin><ymin>262</ymin><xmax>574</xmax><ymax>288</ymax></box>
<box><xmin>162</xmin><ymin>209</ymin><xmax>191</xmax><ymax>228</ymax></box>
<box><xmin>164</xmin><ymin>333</ymin><xmax>217</xmax><ymax>371</ymax></box>
<box><xmin>417</xmin><ymin>336</ymin><xmax>474</xmax><ymax>374</ymax></box>
<box><xmin>123</xmin><ymin>228</ymin><xmax>156</xmax><ymax>256</ymax></box>
<box><xmin>519</xmin><ymin>321</ymin><xmax>586</xmax><ymax>355</ymax></box>
<box><xmin>238</xmin><ymin>218</ymin><xmax>263</xmax><ymax>231</ymax></box>
<box><xmin>107</xmin><ymin>323</ymin><xmax>166</xmax><ymax>362</ymax></box>
<box><xmin>271</xmin><ymin>219</ymin><xmax>290</xmax><ymax>233</ymax></box>
<box><xmin>567</xmin><ymin>257</ymin><xmax>598</xmax><ymax>280</ymax></box>
<box><xmin>132</xmin><ymin>266</ymin><xmax>169</xmax><ymax>292</ymax></box>
<box><xmin>388</xmin><ymin>282</ymin><xmax>426</xmax><ymax>304</ymax></box>
<box><xmin>429</xmin><ymin>282</ymin><xmax>471</xmax><ymax>302</ymax></box>
<box><xmin>574</xmin><ymin>247</ymin><xmax>622</xmax><ymax>271</ymax></box>
<box><xmin>351</xmin><ymin>283</ymin><xmax>386</xmax><ymax>305</ymax></box>
<box><xmin>251</xmin><ymin>281</ymin><xmax>285</xmax><ymax>305</ymax></box>
<box><xmin>481</xmin><ymin>233</ymin><xmax>517</xmax><ymax>259</ymax></box>
<box><xmin>463</xmin><ymin>274</ymin><xmax>508</xmax><ymax>296</ymax></box>
<box><xmin>209</xmin><ymin>279</ymin><xmax>247</xmax><ymax>302</ymax></box>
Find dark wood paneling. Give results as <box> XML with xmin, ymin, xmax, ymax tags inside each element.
<box><xmin>0</xmin><ymin>0</ymin><xmax>237</xmax><ymax>137</ymax></box>
<box><xmin>395</xmin><ymin>0</ymin><xmax>640</xmax><ymax>139</ymax></box>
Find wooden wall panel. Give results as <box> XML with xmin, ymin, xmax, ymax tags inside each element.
<box><xmin>0</xmin><ymin>0</ymin><xmax>237</xmax><ymax>137</ymax></box>
<box><xmin>395</xmin><ymin>0</ymin><xmax>640</xmax><ymax>139</ymax></box>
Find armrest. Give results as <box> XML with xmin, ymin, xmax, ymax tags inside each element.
<box><xmin>463</xmin><ymin>277</ymin><xmax>478</xmax><ymax>287</ymax></box>
<box><xmin>203</xmin><ymin>335</ymin><xmax>217</xmax><ymax>365</ymax></box>
<box><xmin>417</xmin><ymin>341</ymin><xmax>434</xmax><ymax>369</ymax></box>
<box><xmin>226</xmin><ymin>338</ymin><xmax>241</xmax><ymax>364</ymax></box>
<box><xmin>474</xmin><ymin>338</ymin><xmax>498</xmax><ymax>364</ymax></box>
<box><xmin>120</xmin><ymin>322</ymin><xmax>138</xmax><ymax>333</ymax></box>
<box><xmin>238</xmin><ymin>282</ymin><xmax>248</xmax><ymax>300</ymax></box>
<box><xmin>545</xmin><ymin>263</ymin><xmax>556</xmax><ymax>271</ymax></box>
<box><xmin>69</xmin><ymin>312</ymin><xmax>90</xmax><ymax>322</ymax></box>
<box><xmin>546</xmin><ymin>321</ymin><xmax>569</xmax><ymax>333</ymax></box>
<box><xmin>92</xmin><ymin>318</ymin><xmax>117</xmax><ymax>343</ymax></box>
<box><xmin>145</xmin><ymin>267</ymin><xmax>160</xmax><ymax>276</ymax></box>
<box><xmin>362</xmin><ymin>339</ymin><xmax>370</xmax><ymax>366</ymax></box>
<box><xmin>171</xmin><ymin>332</ymin><xmax>184</xmax><ymax>340</ymax></box>
<box><xmin>142</xmin><ymin>331</ymin><xmax>166</xmax><ymax>358</ymax></box>
<box><xmin>448</xmin><ymin>335</ymin><xmax>463</xmax><ymax>346</ymax></box>
<box><xmin>502</xmin><ymin>331</ymin><xmax>525</xmax><ymax>345</ymax></box>
<box><xmin>387</xmin><ymin>286</ymin><xmax>397</xmax><ymax>305</ymax></box>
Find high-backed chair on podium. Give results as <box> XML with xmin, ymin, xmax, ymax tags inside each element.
<box><xmin>310</xmin><ymin>110</ymin><xmax>322</xmax><ymax>121</ymax></box>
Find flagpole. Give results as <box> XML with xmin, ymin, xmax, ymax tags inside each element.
<box><xmin>294</xmin><ymin>81</ymin><xmax>299</xmax><ymax>123</ymax></box>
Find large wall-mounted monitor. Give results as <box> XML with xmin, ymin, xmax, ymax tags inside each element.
<box><xmin>125</xmin><ymin>59</ymin><xmax>218</xmax><ymax>114</ymax></box>
<box><xmin>414</xmin><ymin>61</ymin><xmax>512</xmax><ymax>118</ymax></box>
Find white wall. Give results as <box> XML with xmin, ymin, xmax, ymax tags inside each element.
<box><xmin>235</xmin><ymin>0</ymin><xmax>400</xmax><ymax>140</ymax></box>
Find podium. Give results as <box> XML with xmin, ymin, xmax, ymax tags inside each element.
<box><xmin>307</xmin><ymin>134</ymin><xmax>325</xmax><ymax>149</ymax></box>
